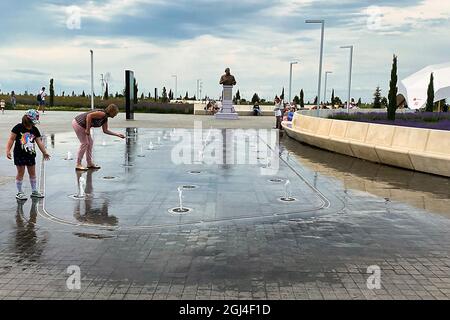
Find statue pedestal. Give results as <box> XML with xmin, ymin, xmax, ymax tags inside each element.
<box><xmin>215</xmin><ymin>85</ymin><xmax>239</xmax><ymax>120</ymax></box>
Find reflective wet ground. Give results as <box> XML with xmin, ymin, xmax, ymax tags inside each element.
<box><xmin>0</xmin><ymin>128</ymin><xmax>449</xmax><ymax>300</ymax></box>
<box><xmin>40</xmin><ymin>129</ymin><xmax>329</xmax><ymax>229</ymax></box>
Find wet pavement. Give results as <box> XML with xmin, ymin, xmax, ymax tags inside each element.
<box><xmin>0</xmin><ymin>127</ymin><xmax>449</xmax><ymax>300</ymax></box>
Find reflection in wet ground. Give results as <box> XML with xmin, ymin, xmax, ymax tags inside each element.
<box><xmin>281</xmin><ymin>136</ymin><xmax>450</xmax><ymax>217</ymax></box>
<box><xmin>12</xmin><ymin>199</ymin><xmax>48</xmax><ymax>264</ymax></box>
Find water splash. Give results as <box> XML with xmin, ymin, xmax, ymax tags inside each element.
<box><xmin>177</xmin><ymin>186</ymin><xmax>183</xmax><ymax>210</ymax></box>
<box><xmin>65</xmin><ymin>151</ymin><xmax>73</xmax><ymax>160</ymax></box>
<box><xmin>284</xmin><ymin>179</ymin><xmax>291</xmax><ymax>199</ymax></box>
<box><xmin>77</xmin><ymin>176</ymin><xmax>86</xmax><ymax>198</ymax></box>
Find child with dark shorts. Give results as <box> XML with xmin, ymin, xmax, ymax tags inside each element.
<box><xmin>5</xmin><ymin>109</ymin><xmax>51</xmax><ymax>200</ymax></box>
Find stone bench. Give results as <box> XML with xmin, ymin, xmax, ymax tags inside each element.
<box><xmin>283</xmin><ymin>113</ymin><xmax>450</xmax><ymax>177</ymax></box>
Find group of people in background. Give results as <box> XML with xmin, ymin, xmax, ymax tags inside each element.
<box><xmin>0</xmin><ymin>87</ymin><xmax>46</xmax><ymax>114</ymax></box>
<box><xmin>205</xmin><ymin>100</ymin><xmax>221</xmax><ymax>115</ymax></box>
<box><xmin>0</xmin><ymin>91</ymin><xmax>17</xmax><ymax>114</ymax></box>
<box><xmin>273</xmin><ymin>97</ymin><xmax>297</xmax><ymax>130</ymax></box>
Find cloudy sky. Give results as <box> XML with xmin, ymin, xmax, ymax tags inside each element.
<box><xmin>1</xmin><ymin>0</ymin><xmax>449</xmax><ymax>102</ymax></box>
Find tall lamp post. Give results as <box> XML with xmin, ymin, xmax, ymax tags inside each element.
<box><xmin>197</xmin><ymin>79</ymin><xmax>202</xmax><ymax>101</ymax></box>
<box><xmin>289</xmin><ymin>61</ymin><xmax>299</xmax><ymax>103</ymax></box>
<box><xmin>324</xmin><ymin>71</ymin><xmax>333</xmax><ymax>106</ymax></box>
<box><xmin>90</xmin><ymin>50</ymin><xmax>94</xmax><ymax>110</ymax></box>
<box><xmin>340</xmin><ymin>45</ymin><xmax>354</xmax><ymax>113</ymax></box>
<box><xmin>305</xmin><ymin>19</ymin><xmax>325</xmax><ymax>116</ymax></box>
<box><xmin>172</xmin><ymin>75</ymin><xmax>178</xmax><ymax>99</ymax></box>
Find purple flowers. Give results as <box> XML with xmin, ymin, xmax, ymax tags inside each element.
<box><xmin>328</xmin><ymin>112</ymin><xmax>450</xmax><ymax>131</ymax></box>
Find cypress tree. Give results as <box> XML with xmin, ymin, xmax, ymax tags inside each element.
<box><xmin>49</xmin><ymin>79</ymin><xmax>54</xmax><ymax>108</ymax></box>
<box><xmin>387</xmin><ymin>54</ymin><xmax>398</xmax><ymax>120</ymax></box>
<box><xmin>103</xmin><ymin>83</ymin><xmax>109</xmax><ymax>100</ymax></box>
<box><xmin>331</xmin><ymin>89</ymin><xmax>335</xmax><ymax>106</ymax></box>
<box><xmin>426</xmin><ymin>73</ymin><xmax>434</xmax><ymax>112</ymax></box>
<box><xmin>300</xmin><ymin>89</ymin><xmax>305</xmax><ymax>109</ymax></box>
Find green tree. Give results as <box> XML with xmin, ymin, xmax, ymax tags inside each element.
<box><xmin>140</xmin><ymin>93</ymin><xmax>144</xmax><ymax>100</ymax></box>
<box><xmin>234</xmin><ymin>90</ymin><xmax>241</xmax><ymax>104</ymax></box>
<box><xmin>331</xmin><ymin>89</ymin><xmax>335</xmax><ymax>106</ymax></box>
<box><xmin>293</xmin><ymin>95</ymin><xmax>300</xmax><ymax>105</ymax></box>
<box><xmin>300</xmin><ymin>89</ymin><xmax>305</xmax><ymax>109</ymax></box>
<box><xmin>161</xmin><ymin>87</ymin><xmax>169</xmax><ymax>103</ymax></box>
<box><xmin>62</xmin><ymin>91</ymin><xmax>65</xmax><ymax>97</ymax></box>
<box><xmin>103</xmin><ymin>83</ymin><xmax>109</xmax><ymax>100</ymax></box>
<box><xmin>426</xmin><ymin>73</ymin><xmax>434</xmax><ymax>112</ymax></box>
<box><xmin>280</xmin><ymin>87</ymin><xmax>285</xmax><ymax>100</ymax></box>
<box><xmin>81</xmin><ymin>90</ymin><xmax>86</xmax><ymax>97</ymax></box>
<box><xmin>49</xmin><ymin>79</ymin><xmax>54</xmax><ymax>108</ymax></box>
<box><xmin>72</xmin><ymin>91</ymin><xmax>75</xmax><ymax>97</ymax></box>
<box><xmin>313</xmin><ymin>96</ymin><xmax>318</xmax><ymax>105</ymax></box>
<box><xmin>184</xmin><ymin>91</ymin><xmax>189</xmax><ymax>100</ymax></box>
<box><xmin>381</xmin><ymin>97</ymin><xmax>388</xmax><ymax>107</ymax></box>
<box><xmin>443</xmin><ymin>99</ymin><xmax>448</xmax><ymax>112</ymax></box>
<box><xmin>251</xmin><ymin>93</ymin><xmax>260</xmax><ymax>104</ymax></box>
<box><xmin>373</xmin><ymin>86</ymin><xmax>382</xmax><ymax>108</ymax></box>
<box><xmin>388</xmin><ymin>54</ymin><xmax>398</xmax><ymax>120</ymax></box>
<box><xmin>357</xmin><ymin>98</ymin><xmax>362</xmax><ymax>106</ymax></box>
<box><xmin>115</xmin><ymin>92</ymin><xmax>119</xmax><ymax>98</ymax></box>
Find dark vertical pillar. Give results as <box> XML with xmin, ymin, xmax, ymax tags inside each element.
<box><xmin>154</xmin><ymin>88</ymin><xmax>158</xmax><ymax>102</ymax></box>
<box><xmin>125</xmin><ymin>70</ymin><xmax>134</xmax><ymax>120</ymax></box>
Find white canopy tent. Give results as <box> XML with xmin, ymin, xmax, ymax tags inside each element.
<box><xmin>397</xmin><ymin>62</ymin><xmax>450</xmax><ymax>110</ymax></box>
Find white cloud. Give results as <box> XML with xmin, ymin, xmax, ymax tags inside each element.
<box><xmin>44</xmin><ymin>0</ymin><xmax>165</xmax><ymax>24</ymax></box>
<box><xmin>359</xmin><ymin>0</ymin><xmax>450</xmax><ymax>34</ymax></box>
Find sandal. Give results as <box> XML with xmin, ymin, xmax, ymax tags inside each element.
<box><xmin>87</xmin><ymin>164</ymin><xmax>101</xmax><ymax>170</ymax></box>
<box><xmin>75</xmin><ymin>165</ymin><xmax>89</xmax><ymax>171</ymax></box>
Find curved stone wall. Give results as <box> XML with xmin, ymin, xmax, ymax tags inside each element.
<box><xmin>282</xmin><ymin>114</ymin><xmax>450</xmax><ymax>177</ymax></box>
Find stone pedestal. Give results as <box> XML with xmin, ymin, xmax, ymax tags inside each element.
<box><xmin>215</xmin><ymin>85</ymin><xmax>239</xmax><ymax>120</ymax></box>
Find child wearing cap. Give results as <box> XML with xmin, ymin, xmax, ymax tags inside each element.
<box><xmin>5</xmin><ymin>109</ymin><xmax>51</xmax><ymax>200</ymax></box>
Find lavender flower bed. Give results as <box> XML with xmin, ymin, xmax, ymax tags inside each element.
<box><xmin>328</xmin><ymin>112</ymin><xmax>450</xmax><ymax>131</ymax></box>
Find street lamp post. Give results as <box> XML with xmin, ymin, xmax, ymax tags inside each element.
<box><xmin>197</xmin><ymin>79</ymin><xmax>202</xmax><ymax>101</ymax></box>
<box><xmin>289</xmin><ymin>61</ymin><xmax>299</xmax><ymax>103</ymax></box>
<box><xmin>100</xmin><ymin>73</ymin><xmax>104</xmax><ymax>100</ymax></box>
<box><xmin>324</xmin><ymin>71</ymin><xmax>333</xmax><ymax>106</ymax></box>
<box><xmin>90</xmin><ymin>50</ymin><xmax>94</xmax><ymax>110</ymax></box>
<box><xmin>340</xmin><ymin>45</ymin><xmax>354</xmax><ymax>113</ymax></box>
<box><xmin>172</xmin><ymin>75</ymin><xmax>178</xmax><ymax>100</ymax></box>
<box><xmin>305</xmin><ymin>19</ymin><xmax>325</xmax><ymax>116</ymax></box>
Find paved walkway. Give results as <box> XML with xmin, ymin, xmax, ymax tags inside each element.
<box><xmin>0</xmin><ymin>111</ymin><xmax>449</xmax><ymax>300</ymax></box>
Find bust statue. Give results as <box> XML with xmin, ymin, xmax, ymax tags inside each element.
<box><xmin>219</xmin><ymin>68</ymin><xmax>237</xmax><ymax>86</ymax></box>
